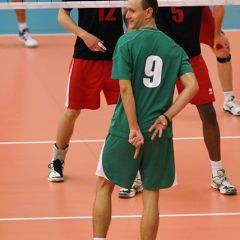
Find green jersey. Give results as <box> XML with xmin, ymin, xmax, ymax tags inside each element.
<box><xmin>110</xmin><ymin>27</ymin><xmax>193</xmax><ymax>138</ymax></box>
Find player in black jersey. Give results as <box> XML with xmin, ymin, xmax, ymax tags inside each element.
<box><xmin>48</xmin><ymin>1</ymin><xmax>124</xmax><ymax>182</ymax></box>
<box><xmin>119</xmin><ymin>6</ymin><xmax>236</xmax><ymax>197</ymax></box>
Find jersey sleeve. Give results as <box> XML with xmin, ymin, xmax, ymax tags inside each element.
<box><xmin>111</xmin><ymin>39</ymin><xmax>132</xmax><ymax>81</ymax></box>
<box><xmin>178</xmin><ymin>49</ymin><xmax>194</xmax><ymax>78</ymax></box>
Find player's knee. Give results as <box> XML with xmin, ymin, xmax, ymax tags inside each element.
<box><xmin>197</xmin><ymin>103</ymin><xmax>217</xmax><ymax>122</ymax></box>
<box><xmin>64</xmin><ymin>108</ymin><xmax>80</xmax><ymax>120</ymax></box>
<box><xmin>97</xmin><ymin>177</ymin><xmax>115</xmax><ymax>193</ymax></box>
<box><xmin>216</xmin><ymin>54</ymin><xmax>231</xmax><ymax>63</ymax></box>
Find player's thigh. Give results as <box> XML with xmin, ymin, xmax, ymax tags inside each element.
<box><xmin>102</xmin><ymin>61</ymin><xmax>120</xmax><ymax>105</ymax></box>
<box><xmin>66</xmin><ymin>59</ymin><xmax>104</xmax><ymax>109</ymax></box>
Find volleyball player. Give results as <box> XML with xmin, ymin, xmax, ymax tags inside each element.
<box><xmin>92</xmin><ymin>0</ymin><xmax>198</xmax><ymax>238</ymax></box>
<box><xmin>48</xmin><ymin>2</ymin><xmax>124</xmax><ymax>182</ymax></box>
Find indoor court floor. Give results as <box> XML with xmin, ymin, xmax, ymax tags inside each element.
<box><xmin>0</xmin><ymin>31</ymin><xmax>240</xmax><ymax>239</ymax></box>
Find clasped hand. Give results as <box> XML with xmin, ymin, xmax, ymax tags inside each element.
<box><xmin>129</xmin><ymin>116</ymin><xmax>168</xmax><ymax>159</ymax></box>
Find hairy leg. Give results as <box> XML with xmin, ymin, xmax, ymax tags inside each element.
<box><xmin>56</xmin><ymin>108</ymin><xmax>80</xmax><ymax>149</ymax></box>
<box><xmin>141</xmin><ymin>189</ymin><xmax>159</xmax><ymax>240</ymax></box>
<box><xmin>93</xmin><ymin>177</ymin><xmax>115</xmax><ymax>238</ymax></box>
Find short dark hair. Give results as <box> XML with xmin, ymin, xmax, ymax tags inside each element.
<box><xmin>141</xmin><ymin>0</ymin><xmax>158</xmax><ymax>18</ymax></box>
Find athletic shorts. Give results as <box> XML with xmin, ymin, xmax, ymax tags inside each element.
<box><xmin>65</xmin><ymin>59</ymin><xmax>120</xmax><ymax>110</ymax></box>
<box><xmin>96</xmin><ymin>133</ymin><xmax>177</xmax><ymax>190</ymax></box>
<box><xmin>200</xmin><ymin>6</ymin><xmax>224</xmax><ymax>50</ymax></box>
<box><xmin>176</xmin><ymin>54</ymin><xmax>215</xmax><ymax>105</ymax></box>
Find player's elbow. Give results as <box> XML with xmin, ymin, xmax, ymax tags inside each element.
<box><xmin>192</xmin><ymin>80</ymin><xmax>199</xmax><ymax>94</ymax></box>
<box><xmin>189</xmin><ymin>79</ymin><xmax>199</xmax><ymax>99</ymax></box>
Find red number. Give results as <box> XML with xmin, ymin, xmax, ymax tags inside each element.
<box><xmin>99</xmin><ymin>8</ymin><xmax>116</xmax><ymax>22</ymax></box>
<box><xmin>171</xmin><ymin>7</ymin><xmax>184</xmax><ymax>23</ymax></box>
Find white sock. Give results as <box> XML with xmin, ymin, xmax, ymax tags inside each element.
<box><xmin>18</xmin><ymin>22</ymin><xmax>28</xmax><ymax>33</ymax></box>
<box><xmin>223</xmin><ymin>91</ymin><xmax>233</xmax><ymax>102</ymax></box>
<box><xmin>94</xmin><ymin>238</ymin><xmax>106</xmax><ymax>240</ymax></box>
<box><xmin>210</xmin><ymin>160</ymin><xmax>222</xmax><ymax>177</ymax></box>
<box><xmin>136</xmin><ymin>171</ymin><xmax>141</xmax><ymax>180</ymax></box>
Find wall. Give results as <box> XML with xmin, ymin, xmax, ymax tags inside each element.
<box><xmin>0</xmin><ymin>6</ymin><xmax>240</xmax><ymax>35</ymax></box>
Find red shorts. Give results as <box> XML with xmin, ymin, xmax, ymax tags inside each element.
<box><xmin>176</xmin><ymin>54</ymin><xmax>215</xmax><ymax>105</ymax></box>
<box><xmin>65</xmin><ymin>59</ymin><xmax>120</xmax><ymax>110</ymax></box>
<box><xmin>200</xmin><ymin>6</ymin><xmax>223</xmax><ymax>50</ymax></box>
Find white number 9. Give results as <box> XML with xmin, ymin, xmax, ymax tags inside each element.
<box><xmin>143</xmin><ymin>55</ymin><xmax>162</xmax><ymax>88</ymax></box>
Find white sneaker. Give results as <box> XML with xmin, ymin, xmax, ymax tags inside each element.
<box><xmin>19</xmin><ymin>28</ymin><xmax>38</xmax><ymax>48</ymax></box>
<box><xmin>118</xmin><ymin>179</ymin><xmax>143</xmax><ymax>198</ymax></box>
<box><xmin>211</xmin><ymin>169</ymin><xmax>237</xmax><ymax>195</ymax></box>
<box><xmin>48</xmin><ymin>159</ymin><xmax>64</xmax><ymax>182</ymax></box>
<box><xmin>223</xmin><ymin>96</ymin><xmax>240</xmax><ymax>116</ymax></box>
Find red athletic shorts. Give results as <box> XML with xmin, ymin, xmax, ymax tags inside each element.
<box><xmin>200</xmin><ymin>6</ymin><xmax>224</xmax><ymax>50</ymax></box>
<box><xmin>65</xmin><ymin>59</ymin><xmax>120</xmax><ymax>110</ymax></box>
<box><xmin>176</xmin><ymin>54</ymin><xmax>215</xmax><ymax>105</ymax></box>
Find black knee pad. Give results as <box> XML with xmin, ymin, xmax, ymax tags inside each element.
<box><xmin>217</xmin><ymin>54</ymin><xmax>231</xmax><ymax>63</ymax></box>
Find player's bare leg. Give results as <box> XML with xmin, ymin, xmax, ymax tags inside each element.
<box><xmin>56</xmin><ymin>108</ymin><xmax>81</xmax><ymax>149</ymax></box>
<box><xmin>196</xmin><ymin>103</ymin><xmax>221</xmax><ymax>161</ymax></box>
<box><xmin>141</xmin><ymin>190</ymin><xmax>159</xmax><ymax>240</ymax></box>
<box><xmin>93</xmin><ymin>177</ymin><xmax>115</xmax><ymax>238</ymax></box>
<box><xmin>211</xmin><ymin>47</ymin><xmax>240</xmax><ymax>115</ymax></box>
<box><xmin>48</xmin><ymin>108</ymin><xmax>80</xmax><ymax>182</ymax></box>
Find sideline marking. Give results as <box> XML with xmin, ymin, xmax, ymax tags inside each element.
<box><xmin>1</xmin><ymin>212</ymin><xmax>240</xmax><ymax>221</ymax></box>
<box><xmin>0</xmin><ymin>136</ymin><xmax>240</xmax><ymax>145</ymax></box>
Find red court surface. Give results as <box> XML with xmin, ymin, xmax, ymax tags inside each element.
<box><xmin>0</xmin><ymin>31</ymin><xmax>240</xmax><ymax>239</ymax></box>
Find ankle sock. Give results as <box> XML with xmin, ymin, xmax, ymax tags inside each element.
<box><xmin>210</xmin><ymin>160</ymin><xmax>222</xmax><ymax>177</ymax></box>
<box><xmin>52</xmin><ymin>144</ymin><xmax>69</xmax><ymax>163</ymax></box>
<box><xmin>223</xmin><ymin>91</ymin><xmax>233</xmax><ymax>102</ymax></box>
<box><xmin>18</xmin><ymin>22</ymin><xmax>27</xmax><ymax>33</ymax></box>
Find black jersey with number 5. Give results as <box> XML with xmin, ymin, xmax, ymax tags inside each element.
<box><xmin>156</xmin><ymin>7</ymin><xmax>203</xmax><ymax>58</ymax></box>
<box><xmin>64</xmin><ymin>0</ymin><xmax>124</xmax><ymax>60</ymax></box>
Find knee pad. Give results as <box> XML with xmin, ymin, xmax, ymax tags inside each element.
<box><xmin>217</xmin><ymin>54</ymin><xmax>231</xmax><ymax>63</ymax></box>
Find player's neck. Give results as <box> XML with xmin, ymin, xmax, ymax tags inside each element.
<box><xmin>140</xmin><ymin>18</ymin><xmax>157</xmax><ymax>30</ymax></box>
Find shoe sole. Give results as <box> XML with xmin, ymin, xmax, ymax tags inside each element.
<box><xmin>118</xmin><ymin>189</ymin><xmax>143</xmax><ymax>198</ymax></box>
<box><xmin>18</xmin><ymin>38</ymin><xmax>38</xmax><ymax>48</ymax></box>
<box><xmin>211</xmin><ymin>186</ymin><xmax>237</xmax><ymax>195</ymax></box>
<box><xmin>48</xmin><ymin>178</ymin><xmax>64</xmax><ymax>182</ymax></box>
<box><xmin>223</xmin><ymin>108</ymin><xmax>240</xmax><ymax>116</ymax></box>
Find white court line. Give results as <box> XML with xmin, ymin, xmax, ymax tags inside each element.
<box><xmin>0</xmin><ymin>136</ymin><xmax>240</xmax><ymax>145</ymax></box>
<box><xmin>1</xmin><ymin>212</ymin><xmax>240</xmax><ymax>221</ymax></box>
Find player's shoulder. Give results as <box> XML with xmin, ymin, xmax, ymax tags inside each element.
<box><xmin>116</xmin><ymin>30</ymin><xmax>138</xmax><ymax>45</ymax></box>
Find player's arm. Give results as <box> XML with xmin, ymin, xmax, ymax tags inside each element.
<box><xmin>213</xmin><ymin>6</ymin><xmax>230</xmax><ymax>50</ymax></box>
<box><xmin>213</xmin><ymin>5</ymin><xmax>224</xmax><ymax>36</ymax></box>
<box><xmin>120</xmin><ymin>79</ymin><xmax>144</xmax><ymax>159</ymax></box>
<box><xmin>58</xmin><ymin>8</ymin><xmax>106</xmax><ymax>52</ymax></box>
<box><xmin>149</xmin><ymin>72</ymin><xmax>198</xmax><ymax>140</ymax></box>
<box><xmin>166</xmin><ymin>72</ymin><xmax>198</xmax><ymax>119</ymax></box>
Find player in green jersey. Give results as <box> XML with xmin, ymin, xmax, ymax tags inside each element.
<box><xmin>92</xmin><ymin>0</ymin><xmax>199</xmax><ymax>238</ymax></box>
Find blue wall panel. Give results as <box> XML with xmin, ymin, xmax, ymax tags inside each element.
<box><xmin>0</xmin><ymin>6</ymin><xmax>239</xmax><ymax>35</ymax></box>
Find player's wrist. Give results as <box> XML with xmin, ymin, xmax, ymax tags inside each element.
<box><xmin>162</xmin><ymin>114</ymin><xmax>171</xmax><ymax>126</ymax></box>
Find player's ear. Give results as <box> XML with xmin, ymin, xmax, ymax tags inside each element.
<box><xmin>145</xmin><ymin>7</ymin><xmax>153</xmax><ymax>18</ymax></box>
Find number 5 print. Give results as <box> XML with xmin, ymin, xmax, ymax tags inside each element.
<box><xmin>171</xmin><ymin>7</ymin><xmax>184</xmax><ymax>23</ymax></box>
